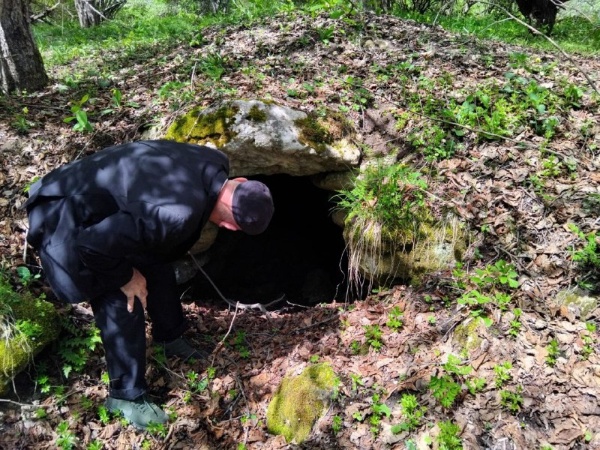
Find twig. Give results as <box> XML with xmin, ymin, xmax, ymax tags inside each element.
<box><xmin>0</xmin><ymin>398</ymin><xmax>34</xmax><ymax>407</ymax></box>
<box><xmin>188</xmin><ymin>252</ymin><xmax>286</xmax><ymax>314</ymax></box>
<box><xmin>210</xmin><ymin>301</ymin><xmax>240</xmax><ymax>368</ymax></box>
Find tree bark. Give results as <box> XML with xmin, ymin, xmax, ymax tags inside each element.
<box><xmin>0</xmin><ymin>0</ymin><xmax>48</xmax><ymax>94</ymax></box>
<box><xmin>74</xmin><ymin>0</ymin><xmax>103</xmax><ymax>28</ymax></box>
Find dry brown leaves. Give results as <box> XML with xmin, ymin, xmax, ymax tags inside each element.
<box><xmin>1</xmin><ymin>10</ymin><xmax>600</xmax><ymax>450</ymax></box>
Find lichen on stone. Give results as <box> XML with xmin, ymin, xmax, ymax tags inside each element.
<box><xmin>266</xmin><ymin>363</ymin><xmax>338</xmax><ymax>444</ymax></box>
<box><xmin>164</xmin><ymin>104</ymin><xmax>239</xmax><ymax>147</ymax></box>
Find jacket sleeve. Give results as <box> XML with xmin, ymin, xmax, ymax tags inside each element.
<box><xmin>76</xmin><ymin>204</ymin><xmax>195</xmax><ymax>291</ymax></box>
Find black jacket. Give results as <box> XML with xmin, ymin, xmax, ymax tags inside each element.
<box><xmin>25</xmin><ymin>140</ymin><xmax>229</xmax><ymax>303</ymax></box>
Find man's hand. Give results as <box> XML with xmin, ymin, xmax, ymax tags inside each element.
<box><xmin>120</xmin><ymin>267</ymin><xmax>148</xmax><ymax>313</ymax></box>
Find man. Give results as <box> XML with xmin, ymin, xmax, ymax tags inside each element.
<box><xmin>24</xmin><ymin>140</ymin><xmax>274</xmax><ymax>429</ymax></box>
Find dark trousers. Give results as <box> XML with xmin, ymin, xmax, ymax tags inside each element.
<box><xmin>90</xmin><ymin>263</ymin><xmax>186</xmax><ymax>400</ymax></box>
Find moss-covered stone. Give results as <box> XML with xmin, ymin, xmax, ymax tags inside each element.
<box><xmin>555</xmin><ymin>288</ymin><xmax>598</xmax><ymax>320</ymax></box>
<box><xmin>266</xmin><ymin>363</ymin><xmax>338</xmax><ymax>444</ymax></box>
<box><xmin>164</xmin><ymin>105</ymin><xmax>239</xmax><ymax>147</ymax></box>
<box><xmin>349</xmin><ymin>216</ymin><xmax>466</xmax><ymax>284</ymax></box>
<box><xmin>453</xmin><ymin>318</ymin><xmax>484</xmax><ymax>352</ymax></box>
<box><xmin>0</xmin><ymin>291</ymin><xmax>60</xmax><ymax>394</ymax></box>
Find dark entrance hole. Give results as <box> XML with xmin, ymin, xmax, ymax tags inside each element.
<box><xmin>189</xmin><ymin>174</ymin><xmax>358</xmax><ymax>305</ymax></box>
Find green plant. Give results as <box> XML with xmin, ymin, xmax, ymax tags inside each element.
<box><xmin>87</xmin><ymin>440</ymin><xmax>103</xmax><ymax>450</ymax></box>
<box><xmin>458</xmin><ymin>289</ymin><xmax>492</xmax><ymax>319</ymax></box>
<box><xmin>471</xmin><ymin>260</ymin><xmax>519</xmax><ymax>289</ymax></box>
<box><xmin>437</xmin><ymin>420</ymin><xmax>462</xmax><ymax>450</ymax></box>
<box><xmin>98</xmin><ymin>405</ymin><xmax>111</xmax><ymax>425</ymax></box>
<box><xmin>317</xmin><ymin>26</ymin><xmax>335</xmax><ymax>43</ymax></box>
<box><xmin>56</xmin><ymin>421</ymin><xmax>77</xmax><ymax>450</ymax></box>
<box><xmin>466</xmin><ymin>377</ymin><xmax>487</xmax><ymax>395</ymax></box>
<box><xmin>443</xmin><ymin>354</ymin><xmax>472</xmax><ymax>377</ymax></box>
<box><xmin>350</xmin><ymin>373</ymin><xmax>365</xmax><ymax>392</ymax></box>
<box><xmin>350</xmin><ymin>340</ymin><xmax>361</xmax><ymax>355</ymax></box>
<box><xmin>64</xmin><ymin>94</ymin><xmax>94</xmax><ymax>132</ymax></box>
<box><xmin>500</xmin><ymin>386</ymin><xmax>524</xmax><ymax>414</ymax></box>
<box><xmin>232</xmin><ymin>330</ymin><xmax>251</xmax><ymax>358</ymax></box>
<box><xmin>11</xmin><ymin>107</ymin><xmax>32</xmax><ymax>134</ymax></box>
<box><xmin>546</xmin><ymin>339</ymin><xmax>560</xmax><ymax>366</ymax></box>
<box><xmin>386</xmin><ymin>306</ymin><xmax>404</xmax><ymax>331</ymax></box>
<box><xmin>146</xmin><ymin>421</ymin><xmax>168</xmax><ymax>438</ymax></box>
<box><xmin>56</xmin><ymin>318</ymin><xmax>102</xmax><ymax>378</ymax></box>
<box><xmin>364</xmin><ymin>324</ymin><xmax>383</xmax><ymax>351</ymax></box>
<box><xmin>569</xmin><ymin>224</ymin><xmax>600</xmax><ymax>268</ymax></box>
<box><xmin>540</xmin><ymin>155</ymin><xmax>562</xmax><ymax>177</ymax></box>
<box><xmin>198</xmin><ymin>52</ymin><xmax>227</xmax><ymax>80</ymax></box>
<box><xmin>369</xmin><ymin>393</ymin><xmax>391</xmax><ymax>434</ymax></box>
<box><xmin>429</xmin><ymin>375</ymin><xmax>461</xmax><ymax>408</ymax></box>
<box><xmin>391</xmin><ymin>393</ymin><xmax>426</xmax><ymax>433</ymax></box>
<box><xmin>581</xmin><ymin>321</ymin><xmax>596</xmax><ymax>360</ymax></box>
<box><xmin>35</xmin><ymin>407</ymin><xmax>47</xmax><ymax>419</ymax></box>
<box><xmin>509</xmin><ymin>308</ymin><xmax>522</xmax><ymax>338</ymax></box>
<box><xmin>494</xmin><ymin>361</ymin><xmax>513</xmax><ymax>388</ymax></box>
<box><xmin>186</xmin><ymin>370</ymin><xmax>209</xmax><ymax>393</ymax></box>
<box><xmin>332</xmin><ymin>415</ymin><xmax>343</xmax><ymax>433</ymax></box>
<box><xmin>495</xmin><ymin>292</ymin><xmax>512</xmax><ymax>311</ymax></box>
<box><xmin>16</xmin><ymin>266</ymin><xmax>40</xmax><ymax>287</ymax></box>
<box><xmin>335</xmin><ymin>163</ymin><xmax>429</xmax><ymax>290</ymax></box>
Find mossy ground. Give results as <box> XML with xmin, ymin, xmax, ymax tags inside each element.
<box><xmin>266</xmin><ymin>363</ymin><xmax>338</xmax><ymax>444</ymax></box>
<box><xmin>0</xmin><ymin>291</ymin><xmax>60</xmax><ymax>393</ymax></box>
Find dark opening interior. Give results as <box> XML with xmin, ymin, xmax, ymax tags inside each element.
<box><xmin>188</xmin><ymin>174</ymin><xmax>359</xmax><ymax>306</ymax></box>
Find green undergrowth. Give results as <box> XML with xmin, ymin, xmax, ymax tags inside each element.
<box><xmin>397</xmin><ymin>10</ymin><xmax>600</xmax><ymax>55</ymax></box>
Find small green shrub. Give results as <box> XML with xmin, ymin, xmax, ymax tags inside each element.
<box><xmin>391</xmin><ymin>393</ymin><xmax>426</xmax><ymax>433</ymax></box>
<box><xmin>386</xmin><ymin>306</ymin><xmax>403</xmax><ymax>331</ymax></box>
<box><xmin>429</xmin><ymin>375</ymin><xmax>461</xmax><ymax>408</ymax></box>
<box><xmin>437</xmin><ymin>420</ymin><xmax>462</xmax><ymax>450</ymax></box>
<box><xmin>500</xmin><ymin>386</ymin><xmax>524</xmax><ymax>414</ymax></box>
<box><xmin>494</xmin><ymin>361</ymin><xmax>512</xmax><ymax>388</ymax></box>
<box><xmin>546</xmin><ymin>339</ymin><xmax>560</xmax><ymax>366</ymax></box>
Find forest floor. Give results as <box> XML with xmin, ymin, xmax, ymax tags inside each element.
<box><xmin>1</xmin><ymin>9</ymin><xmax>600</xmax><ymax>450</ymax></box>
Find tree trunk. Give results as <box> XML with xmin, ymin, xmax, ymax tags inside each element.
<box><xmin>0</xmin><ymin>0</ymin><xmax>48</xmax><ymax>94</ymax></box>
<box><xmin>74</xmin><ymin>0</ymin><xmax>103</xmax><ymax>27</ymax></box>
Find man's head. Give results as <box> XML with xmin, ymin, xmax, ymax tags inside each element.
<box><xmin>210</xmin><ymin>178</ymin><xmax>274</xmax><ymax>234</ymax></box>
<box><xmin>231</xmin><ymin>180</ymin><xmax>274</xmax><ymax>235</ymax></box>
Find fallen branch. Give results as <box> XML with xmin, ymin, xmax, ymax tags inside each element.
<box><xmin>31</xmin><ymin>3</ymin><xmax>60</xmax><ymax>24</ymax></box>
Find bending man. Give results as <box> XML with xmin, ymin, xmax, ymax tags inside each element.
<box><xmin>24</xmin><ymin>140</ymin><xmax>274</xmax><ymax>429</ymax></box>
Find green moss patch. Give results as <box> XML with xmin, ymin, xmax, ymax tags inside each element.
<box><xmin>294</xmin><ymin>110</ymin><xmax>354</xmax><ymax>153</ymax></box>
<box><xmin>165</xmin><ymin>105</ymin><xmax>239</xmax><ymax>147</ymax></box>
<box><xmin>266</xmin><ymin>363</ymin><xmax>338</xmax><ymax>444</ymax></box>
<box><xmin>0</xmin><ymin>286</ymin><xmax>60</xmax><ymax>393</ymax></box>
<box><xmin>247</xmin><ymin>104</ymin><xmax>267</xmax><ymax>122</ymax></box>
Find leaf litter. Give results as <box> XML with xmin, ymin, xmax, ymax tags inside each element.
<box><xmin>0</xmin><ymin>10</ymin><xmax>599</xmax><ymax>450</ymax></box>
